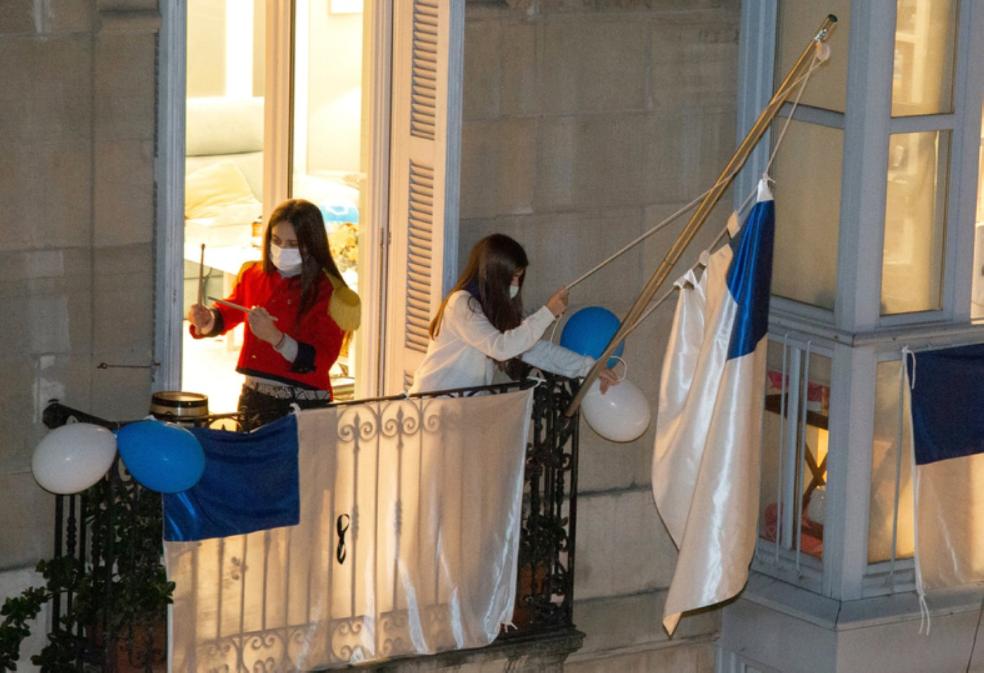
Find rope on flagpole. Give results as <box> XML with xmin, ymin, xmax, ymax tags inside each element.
<box><xmin>565</xmin><ymin>15</ymin><xmax>838</xmax><ymax>416</ymax></box>
<box><xmin>562</xmin><ymin>42</ymin><xmax>829</xmax><ymax>294</ymax></box>
<box><xmin>579</xmin><ymin>46</ymin><xmax>827</xmax><ymax>347</ymax></box>
<box><xmin>621</xmin><ymin>222</ymin><xmax>730</xmax><ymax>337</ymax></box>
<box><xmin>563</xmin><ymin>182</ymin><xmax>719</xmax><ymax>291</ymax></box>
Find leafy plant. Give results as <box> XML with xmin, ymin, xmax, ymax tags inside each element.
<box><xmin>0</xmin><ymin>470</ymin><xmax>174</xmax><ymax>672</ymax></box>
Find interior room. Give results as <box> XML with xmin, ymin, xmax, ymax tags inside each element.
<box><xmin>182</xmin><ymin>0</ymin><xmax>365</xmax><ymax>411</ymax></box>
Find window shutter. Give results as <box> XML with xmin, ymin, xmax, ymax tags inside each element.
<box><xmin>384</xmin><ymin>0</ymin><xmax>463</xmax><ymax>394</ymax></box>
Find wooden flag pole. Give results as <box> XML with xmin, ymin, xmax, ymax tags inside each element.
<box><xmin>565</xmin><ymin>14</ymin><xmax>838</xmax><ymax>417</ymax></box>
<box><xmin>197</xmin><ymin>243</ymin><xmax>206</xmax><ymax>306</ymax></box>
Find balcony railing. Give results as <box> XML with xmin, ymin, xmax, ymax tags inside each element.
<box><xmin>41</xmin><ymin>374</ymin><xmax>581</xmax><ymax>671</ymax></box>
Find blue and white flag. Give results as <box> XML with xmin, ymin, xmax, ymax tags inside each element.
<box><xmin>652</xmin><ymin>180</ymin><xmax>774</xmax><ymax>634</ymax></box>
<box><xmin>905</xmin><ymin>345</ymin><xmax>984</xmax><ymax>599</ymax></box>
<box><xmin>164</xmin><ymin>415</ymin><xmax>300</xmax><ymax>542</ymax></box>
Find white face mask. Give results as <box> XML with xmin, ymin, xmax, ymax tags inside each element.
<box><xmin>509</xmin><ymin>283</ymin><xmax>520</xmax><ymax>299</ymax></box>
<box><xmin>270</xmin><ymin>244</ymin><xmax>302</xmax><ymax>276</ymax></box>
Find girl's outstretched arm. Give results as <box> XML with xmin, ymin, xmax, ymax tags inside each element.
<box><xmin>448</xmin><ymin>292</ymin><xmax>556</xmax><ymax>361</ymax></box>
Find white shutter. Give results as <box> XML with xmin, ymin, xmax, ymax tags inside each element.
<box><xmin>383</xmin><ymin>0</ymin><xmax>463</xmax><ymax>394</ymax></box>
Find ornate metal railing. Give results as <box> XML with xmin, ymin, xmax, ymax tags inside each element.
<box><xmin>42</xmin><ymin>373</ymin><xmax>581</xmax><ymax>671</ymax></box>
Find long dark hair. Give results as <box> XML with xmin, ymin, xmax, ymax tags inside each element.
<box><xmin>429</xmin><ymin>234</ymin><xmax>528</xmax><ymax>338</ymax></box>
<box><xmin>261</xmin><ymin>199</ymin><xmax>346</xmax><ymax>319</ymax></box>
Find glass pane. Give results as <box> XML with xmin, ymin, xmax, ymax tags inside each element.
<box><xmin>777</xmin><ymin>0</ymin><xmax>850</xmax><ymax>113</ymax></box>
<box><xmin>973</xmin><ymin>114</ymin><xmax>984</xmax><ymax>318</ymax></box>
<box><xmin>868</xmin><ymin>360</ymin><xmax>914</xmax><ymax>564</ymax></box>
<box><xmin>760</xmin><ymin>341</ymin><xmax>831</xmax><ymax>561</ymax></box>
<box><xmin>772</xmin><ymin>121</ymin><xmax>842</xmax><ymax>309</ymax></box>
<box><xmin>291</xmin><ymin>0</ymin><xmax>366</xmax><ymax>401</ymax></box>
<box><xmin>881</xmin><ymin>131</ymin><xmax>949</xmax><ymax>314</ymax></box>
<box><xmin>891</xmin><ymin>0</ymin><xmax>958</xmax><ymax>116</ymax></box>
<box><xmin>183</xmin><ymin>0</ymin><xmax>267</xmax><ymax>413</ymax></box>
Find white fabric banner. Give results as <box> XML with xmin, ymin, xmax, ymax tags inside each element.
<box><xmin>166</xmin><ymin>389</ymin><xmax>533</xmax><ymax>672</ymax></box>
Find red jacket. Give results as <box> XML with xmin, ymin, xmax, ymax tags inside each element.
<box><xmin>191</xmin><ymin>262</ymin><xmax>345</xmax><ymax>392</ymax></box>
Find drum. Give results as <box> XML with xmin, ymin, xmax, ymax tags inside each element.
<box><xmin>150</xmin><ymin>391</ymin><xmax>210</xmax><ymax>427</ymax></box>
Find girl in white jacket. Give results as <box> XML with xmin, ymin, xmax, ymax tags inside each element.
<box><xmin>409</xmin><ymin>234</ymin><xmax>618</xmax><ymax>394</ymax></box>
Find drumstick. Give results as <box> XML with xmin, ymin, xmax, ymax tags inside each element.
<box><xmin>197</xmin><ymin>243</ymin><xmax>206</xmax><ymax>306</ymax></box>
<box><xmin>207</xmin><ymin>296</ymin><xmax>278</xmax><ymax>321</ymax></box>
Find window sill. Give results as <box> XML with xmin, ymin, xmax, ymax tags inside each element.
<box><xmin>738</xmin><ymin>571</ymin><xmax>984</xmax><ymax>632</ymax></box>
<box><xmin>769</xmin><ymin>307</ymin><xmax>984</xmax><ymax>351</ymax></box>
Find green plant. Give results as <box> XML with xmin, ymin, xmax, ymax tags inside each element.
<box><xmin>0</xmin><ymin>472</ymin><xmax>174</xmax><ymax>672</ymax></box>
<box><xmin>0</xmin><ymin>557</ymin><xmax>85</xmax><ymax>672</ymax></box>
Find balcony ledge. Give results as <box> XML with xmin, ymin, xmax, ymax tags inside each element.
<box><xmin>328</xmin><ymin>627</ymin><xmax>584</xmax><ymax>672</ymax></box>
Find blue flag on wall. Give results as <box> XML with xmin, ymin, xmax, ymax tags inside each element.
<box><xmin>163</xmin><ymin>415</ymin><xmax>300</xmax><ymax>541</ymax></box>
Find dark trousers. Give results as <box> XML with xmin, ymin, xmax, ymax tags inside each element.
<box><xmin>237</xmin><ymin>385</ymin><xmax>331</xmax><ymax>432</ymax></box>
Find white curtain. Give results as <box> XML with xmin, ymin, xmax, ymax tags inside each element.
<box><xmin>165</xmin><ymin>388</ymin><xmax>533</xmax><ymax>672</ymax></box>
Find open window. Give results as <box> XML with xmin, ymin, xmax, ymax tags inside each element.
<box><xmin>168</xmin><ymin>0</ymin><xmax>464</xmax><ymax>406</ymax></box>
<box><xmin>382</xmin><ymin>0</ymin><xmax>463</xmax><ymax>395</ymax></box>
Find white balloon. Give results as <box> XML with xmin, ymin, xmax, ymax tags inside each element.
<box><xmin>32</xmin><ymin>423</ymin><xmax>118</xmax><ymax>494</ymax></box>
<box><xmin>581</xmin><ymin>378</ymin><xmax>651</xmax><ymax>443</ymax></box>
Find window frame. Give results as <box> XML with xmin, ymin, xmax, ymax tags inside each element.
<box><xmin>153</xmin><ymin>1</ymin><xmax>416</xmax><ymax>399</ymax></box>
<box><xmin>752</xmin><ymin>332</ymin><xmax>834</xmax><ymax>593</ymax></box>
<box><xmin>738</xmin><ymin>0</ymin><xmax>984</xmax><ymax>332</ymax></box>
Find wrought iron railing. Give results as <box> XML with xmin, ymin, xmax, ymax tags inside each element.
<box><xmin>42</xmin><ymin>373</ymin><xmax>581</xmax><ymax>671</ymax></box>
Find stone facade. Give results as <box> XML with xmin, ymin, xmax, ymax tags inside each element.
<box><xmin>0</xmin><ymin>1</ymin><xmax>158</xmax><ymax>575</ymax></box>
<box><xmin>1</xmin><ymin>0</ymin><xmax>740</xmax><ymax>670</ymax></box>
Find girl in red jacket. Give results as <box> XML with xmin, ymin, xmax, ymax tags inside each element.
<box><xmin>187</xmin><ymin>199</ymin><xmax>360</xmax><ymax>430</ymax></box>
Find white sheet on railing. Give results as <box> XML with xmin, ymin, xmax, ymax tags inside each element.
<box><xmin>165</xmin><ymin>388</ymin><xmax>533</xmax><ymax>672</ymax></box>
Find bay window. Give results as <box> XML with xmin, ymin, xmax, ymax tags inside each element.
<box><xmin>736</xmin><ymin>0</ymin><xmax>982</xmax><ymax>609</ymax></box>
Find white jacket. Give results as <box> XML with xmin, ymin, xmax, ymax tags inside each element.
<box><xmin>409</xmin><ymin>290</ymin><xmax>594</xmax><ymax>394</ymax></box>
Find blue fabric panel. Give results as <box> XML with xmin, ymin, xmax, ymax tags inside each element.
<box><xmin>163</xmin><ymin>415</ymin><xmax>300</xmax><ymax>541</ymax></box>
<box><xmin>726</xmin><ymin>200</ymin><xmax>775</xmax><ymax>360</ymax></box>
<box><xmin>908</xmin><ymin>343</ymin><xmax>984</xmax><ymax>466</ymax></box>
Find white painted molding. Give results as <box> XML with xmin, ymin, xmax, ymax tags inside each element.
<box><xmin>357</xmin><ymin>2</ymin><xmax>395</xmax><ymax>398</ymax></box>
<box><xmin>442</xmin><ymin>0</ymin><xmax>465</xmax><ymax>293</ymax></box>
<box><xmin>153</xmin><ymin>0</ymin><xmax>186</xmax><ymax>392</ymax></box>
<box><xmin>264</xmin><ymin>0</ymin><xmax>293</xmax><ymax>215</ymax></box>
<box><xmin>823</xmin><ymin>343</ymin><xmax>876</xmax><ymax>599</ymax></box>
<box><xmin>834</xmin><ymin>0</ymin><xmax>896</xmax><ymax>333</ymax></box>
<box><xmin>733</xmin><ymin>0</ymin><xmax>777</xmax><ymax>212</ymax></box>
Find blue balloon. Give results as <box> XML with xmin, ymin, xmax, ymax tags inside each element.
<box><xmin>117</xmin><ymin>420</ymin><xmax>205</xmax><ymax>494</ymax></box>
<box><xmin>560</xmin><ymin>306</ymin><xmax>625</xmax><ymax>367</ymax></box>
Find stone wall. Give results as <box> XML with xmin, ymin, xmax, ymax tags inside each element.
<box><xmin>460</xmin><ymin>0</ymin><xmax>741</xmax><ymax>667</ymax></box>
<box><xmin>0</xmin><ymin>0</ymin><xmax>158</xmax><ymax>579</ymax></box>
